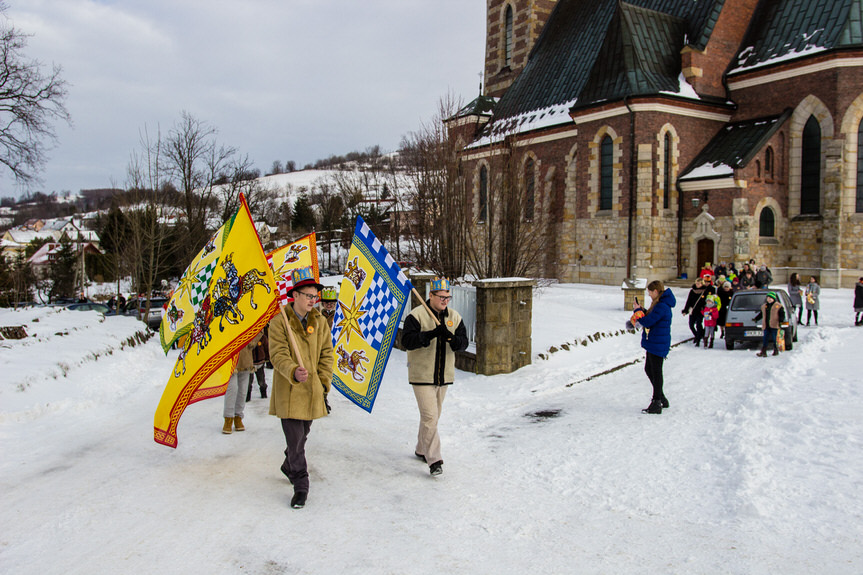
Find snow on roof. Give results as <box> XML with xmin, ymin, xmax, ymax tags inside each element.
<box><xmin>465</xmin><ymin>99</ymin><xmax>578</xmax><ymax>150</ymax></box>
<box><xmin>728</xmin><ymin>40</ymin><xmax>829</xmax><ymax>75</ymax></box>
<box><xmin>680</xmin><ymin>162</ymin><xmax>734</xmax><ymax>180</ymax></box>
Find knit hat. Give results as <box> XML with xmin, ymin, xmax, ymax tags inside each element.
<box><xmin>766</xmin><ymin>291</ymin><xmax>778</xmax><ymax>301</ymax></box>
<box><xmin>723</xmin><ymin>281</ymin><xmax>732</xmax><ymax>289</ymax></box>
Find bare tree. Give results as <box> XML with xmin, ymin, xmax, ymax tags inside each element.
<box><xmin>399</xmin><ymin>94</ymin><xmax>467</xmax><ymax>279</ymax></box>
<box><xmin>463</xmin><ymin>137</ymin><xmax>554</xmax><ymax>278</ymax></box>
<box><xmin>0</xmin><ymin>2</ymin><xmax>70</xmax><ymax>186</ymax></box>
<box><xmin>163</xmin><ymin>111</ymin><xmax>235</xmax><ymax>262</ymax></box>
<box><xmin>124</xmin><ymin>125</ymin><xmax>177</xmax><ymax>324</ymax></box>
<box><xmin>309</xmin><ymin>180</ymin><xmax>344</xmax><ymax>270</ymax></box>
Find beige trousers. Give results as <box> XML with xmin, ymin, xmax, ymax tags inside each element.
<box><xmin>412</xmin><ymin>384</ymin><xmax>448</xmax><ymax>465</ymax></box>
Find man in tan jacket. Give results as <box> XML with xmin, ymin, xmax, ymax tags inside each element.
<box><xmin>268</xmin><ymin>267</ymin><xmax>333</xmax><ymax>509</ymax></box>
<box><xmin>400</xmin><ymin>278</ymin><xmax>468</xmax><ymax>477</ymax></box>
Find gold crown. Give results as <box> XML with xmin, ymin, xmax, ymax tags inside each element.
<box><xmin>430</xmin><ymin>277</ymin><xmax>450</xmax><ymax>292</ymax></box>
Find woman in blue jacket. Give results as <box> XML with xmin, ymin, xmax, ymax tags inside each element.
<box><xmin>633</xmin><ymin>280</ymin><xmax>677</xmax><ymax>414</ymax></box>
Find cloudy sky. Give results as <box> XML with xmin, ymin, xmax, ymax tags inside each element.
<box><xmin>3</xmin><ymin>0</ymin><xmax>487</xmax><ymax>197</ymax></box>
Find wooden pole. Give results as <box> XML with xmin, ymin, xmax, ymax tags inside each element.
<box><xmin>279</xmin><ymin>305</ymin><xmax>305</xmax><ymax>370</ymax></box>
<box><xmin>411</xmin><ymin>287</ymin><xmax>440</xmax><ymax>326</ymax></box>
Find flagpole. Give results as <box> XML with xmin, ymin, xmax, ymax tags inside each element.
<box><xmin>279</xmin><ymin>306</ymin><xmax>306</xmax><ymax>370</ymax></box>
<box><xmin>411</xmin><ymin>288</ymin><xmax>440</xmax><ymax>326</ymax></box>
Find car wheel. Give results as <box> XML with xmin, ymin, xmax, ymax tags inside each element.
<box><xmin>784</xmin><ymin>328</ymin><xmax>793</xmax><ymax>351</ymax></box>
<box><xmin>725</xmin><ymin>338</ymin><xmax>735</xmax><ymax>350</ymax></box>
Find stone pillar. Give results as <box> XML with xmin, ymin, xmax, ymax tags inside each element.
<box><xmin>821</xmin><ymin>139</ymin><xmax>843</xmax><ymax>288</ymax></box>
<box><xmin>474</xmin><ymin>278</ymin><xmax>535</xmax><ymax>375</ymax></box>
<box><xmin>621</xmin><ymin>279</ymin><xmax>647</xmax><ymax>311</ymax></box>
<box><xmin>407</xmin><ymin>272</ymin><xmax>435</xmax><ymax>310</ymax></box>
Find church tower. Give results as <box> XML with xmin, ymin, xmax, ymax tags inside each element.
<box><xmin>484</xmin><ymin>0</ymin><xmax>558</xmax><ymax>99</ymax></box>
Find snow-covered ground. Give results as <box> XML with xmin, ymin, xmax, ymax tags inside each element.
<box><xmin>1</xmin><ymin>284</ymin><xmax>861</xmax><ymax>574</ymax></box>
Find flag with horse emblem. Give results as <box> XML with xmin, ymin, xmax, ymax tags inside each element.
<box><xmin>154</xmin><ymin>194</ymin><xmax>279</xmax><ymax>448</ymax></box>
<box><xmin>267</xmin><ymin>232</ymin><xmax>318</xmax><ymax>307</ymax></box>
<box><xmin>330</xmin><ymin>216</ymin><xmax>412</xmax><ymax>412</ymax></box>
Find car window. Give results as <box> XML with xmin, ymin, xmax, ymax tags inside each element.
<box><xmin>730</xmin><ymin>293</ymin><xmax>766</xmax><ymax>310</ymax></box>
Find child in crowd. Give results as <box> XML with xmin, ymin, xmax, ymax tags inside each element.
<box><xmin>701</xmin><ymin>295</ymin><xmax>720</xmax><ymax>349</ymax></box>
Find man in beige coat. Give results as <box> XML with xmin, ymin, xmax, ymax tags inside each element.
<box><xmin>268</xmin><ymin>267</ymin><xmax>333</xmax><ymax>509</ymax></box>
<box><xmin>400</xmin><ymin>278</ymin><xmax>469</xmax><ymax>477</ymax></box>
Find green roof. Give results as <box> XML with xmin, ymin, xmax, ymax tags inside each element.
<box><xmin>730</xmin><ymin>0</ymin><xmax>863</xmax><ymax>74</ymax></box>
<box><xmin>679</xmin><ymin>110</ymin><xmax>792</xmax><ymax>181</ymax></box>
<box><xmin>489</xmin><ymin>0</ymin><xmax>724</xmax><ymax>123</ymax></box>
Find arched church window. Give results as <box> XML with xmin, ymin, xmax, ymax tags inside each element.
<box><xmin>765</xmin><ymin>146</ymin><xmax>774</xmax><ymax>180</ymax></box>
<box><xmin>479</xmin><ymin>165</ymin><xmax>488</xmax><ymax>222</ymax></box>
<box><xmin>759</xmin><ymin>207</ymin><xmax>775</xmax><ymax>237</ymax></box>
<box><xmin>663</xmin><ymin>132</ymin><xmax>672</xmax><ymax>209</ymax></box>
<box><xmin>856</xmin><ymin>119</ymin><xmax>863</xmax><ymax>213</ymax></box>
<box><xmin>600</xmin><ymin>135</ymin><xmax>613</xmax><ymax>210</ymax></box>
<box><xmin>524</xmin><ymin>158</ymin><xmax>535</xmax><ymax>221</ymax></box>
<box><xmin>505</xmin><ymin>5</ymin><xmax>513</xmax><ymax>68</ymax></box>
<box><xmin>801</xmin><ymin>116</ymin><xmax>821</xmax><ymax>214</ymax></box>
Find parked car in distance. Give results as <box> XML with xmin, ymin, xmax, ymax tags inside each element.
<box><xmin>124</xmin><ymin>296</ymin><xmax>169</xmax><ymax>330</ymax></box>
<box><xmin>66</xmin><ymin>302</ymin><xmax>110</xmax><ymax>314</ymax></box>
<box><xmin>724</xmin><ymin>288</ymin><xmax>798</xmax><ymax>350</ymax></box>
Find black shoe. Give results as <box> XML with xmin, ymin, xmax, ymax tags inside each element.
<box><xmin>260</xmin><ymin>387</ymin><xmax>267</xmax><ymax>399</ymax></box>
<box><xmin>415</xmin><ymin>452</ymin><xmax>426</xmax><ymax>463</ymax></box>
<box><xmin>642</xmin><ymin>400</ymin><xmax>662</xmax><ymax>414</ymax></box>
<box><xmin>694</xmin><ymin>339</ymin><xmax>700</xmax><ymax>347</ymax></box>
<box><xmin>291</xmin><ymin>491</ymin><xmax>307</xmax><ymax>509</ymax></box>
<box><xmin>756</xmin><ymin>349</ymin><xmax>767</xmax><ymax>357</ymax></box>
<box><xmin>708</xmin><ymin>339</ymin><xmax>714</xmax><ymax>349</ymax></box>
<box><xmin>429</xmin><ymin>461</ymin><xmax>443</xmax><ymax>476</ymax></box>
<box><xmin>772</xmin><ymin>348</ymin><xmax>779</xmax><ymax>356</ymax></box>
<box><xmin>660</xmin><ymin>396</ymin><xmax>669</xmax><ymax>409</ymax></box>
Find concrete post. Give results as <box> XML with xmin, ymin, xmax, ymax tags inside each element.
<box><xmin>473</xmin><ymin>278</ymin><xmax>535</xmax><ymax>375</ymax></box>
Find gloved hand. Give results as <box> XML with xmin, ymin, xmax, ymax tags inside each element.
<box><xmin>422</xmin><ymin>323</ymin><xmax>448</xmax><ymax>342</ymax></box>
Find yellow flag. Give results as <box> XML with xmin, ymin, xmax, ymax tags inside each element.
<box><xmin>267</xmin><ymin>232</ymin><xmax>319</xmax><ymax>307</ymax></box>
<box><xmin>154</xmin><ymin>195</ymin><xmax>279</xmax><ymax>448</ymax></box>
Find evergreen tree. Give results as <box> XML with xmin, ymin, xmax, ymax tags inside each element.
<box><xmin>47</xmin><ymin>236</ymin><xmax>78</xmax><ymax>301</ymax></box>
<box><xmin>291</xmin><ymin>195</ymin><xmax>317</xmax><ymax>233</ymax></box>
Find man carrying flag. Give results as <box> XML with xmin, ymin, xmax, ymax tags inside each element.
<box><xmin>268</xmin><ymin>266</ymin><xmax>333</xmax><ymax>509</ymax></box>
<box><xmin>401</xmin><ymin>277</ymin><xmax>468</xmax><ymax>477</ymax></box>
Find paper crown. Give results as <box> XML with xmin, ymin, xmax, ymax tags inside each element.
<box><xmin>320</xmin><ymin>287</ymin><xmax>338</xmax><ymax>301</ymax></box>
<box><xmin>291</xmin><ymin>266</ymin><xmax>315</xmax><ymax>285</ymax></box>
<box><xmin>288</xmin><ymin>266</ymin><xmax>323</xmax><ymax>296</ymax></box>
<box><xmin>430</xmin><ymin>277</ymin><xmax>450</xmax><ymax>292</ymax></box>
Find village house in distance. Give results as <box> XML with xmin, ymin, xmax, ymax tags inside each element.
<box><xmin>448</xmin><ymin>0</ymin><xmax>863</xmax><ymax>287</ymax></box>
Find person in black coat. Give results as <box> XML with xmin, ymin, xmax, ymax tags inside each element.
<box><xmin>854</xmin><ymin>277</ymin><xmax>863</xmax><ymax>326</ymax></box>
<box><xmin>682</xmin><ymin>277</ymin><xmax>714</xmax><ymax>346</ymax></box>
<box><xmin>716</xmin><ymin>281</ymin><xmax>734</xmax><ymax>338</ymax></box>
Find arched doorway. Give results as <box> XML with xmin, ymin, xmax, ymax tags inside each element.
<box><xmin>697</xmin><ymin>239</ymin><xmax>715</xmax><ymax>272</ymax></box>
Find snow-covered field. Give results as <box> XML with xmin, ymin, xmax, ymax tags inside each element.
<box><xmin>1</xmin><ymin>283</ymin><xmax>861</xmax><ymax>574</ymax></box>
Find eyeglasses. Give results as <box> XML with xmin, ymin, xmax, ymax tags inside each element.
<box><xmin>294</xmin><ymin>292</ymin><xmax>318</xmax><ymax>302</ymax></box>
<box><xmin>433</xmin><ymin>294</ymin><xmax>452</xmax><ymax>302</ymax></box>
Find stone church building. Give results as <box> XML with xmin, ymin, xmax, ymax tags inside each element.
<box><xmin>447</xmin><ymin>0</ymin><xmax>863</xmax><ymax>287</ymax></box>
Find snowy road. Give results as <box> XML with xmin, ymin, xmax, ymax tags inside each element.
<box><xmin>1</xmin><ymin>284</ymin><xmax>861</xmax><ymax>574</ymax></box>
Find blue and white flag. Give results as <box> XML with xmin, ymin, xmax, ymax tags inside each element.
<box><xmin>330</xmin><ymin>216</ymin><xmax>412</xmax><ymax>412</ymax></box>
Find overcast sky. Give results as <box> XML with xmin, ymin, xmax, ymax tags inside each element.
<box><xmin>3</xmin><ymin>1</ymin><xmax>487</xmax><ymax>198</ymax></box>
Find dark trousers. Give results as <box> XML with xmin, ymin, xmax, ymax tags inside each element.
<box><xmin>762</xmin><ymin>327</ymin><xmax>778</xmax><ymax>351</ymax></box>
<box><xmin>688</xmin><ymin>313</ymin><xmax>704</xmax><ymax>342</ymax></box>
<box><xmin>644</xmin><ymin>352</ymin><xmax>665</xmax><ymax>401</ymax></box>
<box><xmin>280</xmin><ymin>419</ymin><xmax>312</xmax><ymax>493</ymax></box>
<box><xmin>245</xmin><ymin>366</ymin><xmax>267</xmax><ymax>401</ymax></box>
<box><xmin>807</xmin><ymin>310</ymin><xmax>819</xmax><ymax>325</ymax></box>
